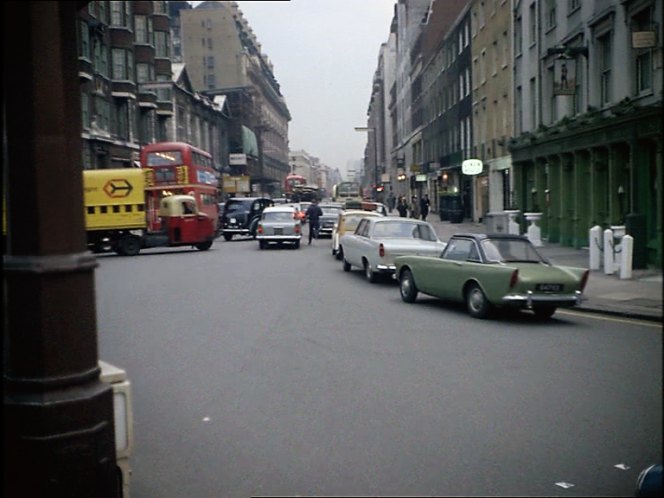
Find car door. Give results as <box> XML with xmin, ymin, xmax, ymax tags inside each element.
<box><xmin>344</xmin><ymin>218</ymin><xmax>368</xmax><ymax>267</ymax></box>
<box><xmin>426</xmin><ymin>238</ymin><xmax>477</xmax><ymax>301</ymax></box>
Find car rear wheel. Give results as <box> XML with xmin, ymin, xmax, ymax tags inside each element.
<box><xmin>342</xmin><ymin>257</ymin><xmax>351</xmax><ymax>272</ymax></box>
<box><xmin>364</xmin><ymin>260</ymin><xmax>377</xmax><ymax>283</ymax></box>
<box><xmin>399</xmin><ymin>269</ymin><xmax>418</xmax><ymax>303</ymax></box>
<box><xmin>223</xmin><ymin>233</ymin><xmax>233</xmax><ymax>241</ymax></box>
<box><xmin>259</xmin><ymin>240</ymin><xmax>266</xmax><ymax>250</ymax></box>
<box><xmin>336</xmin><ymin>247</ymin><xmax>343</xmax><ymax>261</ymax></box>
<box><xmin>533</xmin><ymin>306</ymin><xmax>557</xmax><ymax>319</ymax></box>
<box><xmin>293</xmin><ymin>240</ymin><xmax>300</xmax><ymax>249</ymax></box>
<box><xmin>466</xmin><ymin>283</ymin><xmax>491</xmax><ymax>319</ymax></box>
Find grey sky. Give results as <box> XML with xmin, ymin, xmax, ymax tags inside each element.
<box><xmin>232</xmin><ymin>0</ymin><xmax>396</xmax><ymax>176</ymax></box>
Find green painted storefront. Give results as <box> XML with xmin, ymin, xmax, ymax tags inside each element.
<box><xmin>509</xmin><ymin>104</ymin><xmax>662</xmax><ymax>269</ymax></box>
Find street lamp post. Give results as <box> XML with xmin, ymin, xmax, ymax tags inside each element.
<box><xmin>354</xmin><ymin>126</ymin><xmax>379</xmax><ymax>200</ymax></box>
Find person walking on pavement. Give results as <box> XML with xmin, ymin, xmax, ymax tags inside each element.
<box><xmin>305</xmin><ymin>198</ymin><xmax>323</xmax><ymax>245</ymax></box>
<box><xmin>387</xmin><ymin>192</ymin><xmax>396</xmax><ymax>213</ymax></box>
<box><xmin>397</xmin><ymin>195</ymin><xmax>409</xmax><ymax>217</ymax></box>
<box><xmin>420</xmin><ymin>194</ymin><xmax>430</xmax><ymax>221</ymax></box>
<box><xmin>410</xmin><ymin>195</ymin><xmax>420</xmax><ymax>219</ymax></box>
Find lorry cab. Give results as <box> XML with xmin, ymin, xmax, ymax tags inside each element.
<box><xmin>160</xmin><ymin>195</ymin><xmax>215</xmax><ymax>246</ymax></box>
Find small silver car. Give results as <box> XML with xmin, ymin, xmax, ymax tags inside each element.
<box><xmin>256</xmin><ymin>206</ymin><xmax>302</xmax><ymax>249</ymax></box>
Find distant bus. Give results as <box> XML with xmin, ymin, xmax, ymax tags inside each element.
<box><xmin>332</xmin><ymin>181</ymin><xmax>362</xmax><ymax>202</ymax></box>
<box><xmin>284</xmin><ymin>174</ymin><xmax>307</xmax><ymax>199</ymax></box>
<box><xmin>140</xmin><ymin>142</ymin><xmax>218</xmax><ymax>231</ymax></box>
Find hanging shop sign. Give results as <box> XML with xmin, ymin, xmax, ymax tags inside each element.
<box><xmin>462</xmin><ymin>159</ymin><xmax>483</xmax><ymax>175</ymax></box>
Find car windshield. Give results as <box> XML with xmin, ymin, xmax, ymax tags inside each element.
<box><xmin>321</xmin><ymin>207</ymin><xmax>342</xmax><ymax>216</ymax></box>
<box><xmin>225</xmin><ymin>200</ymin><xmax>252</xmax><ymax>213</ymax></box>
<box><xmin>263</xmin><ymin>211</ymin><xmax>295</xmax><ymax>222</ymax></box>
<box><xmin>372</xmin><ymin>221</ymin><xmax>437</xmax><ymax>241</ymax></box>
<box><xmin>482</xmin><ymin>238</ymin><xmax>544</xmax><ymax>263</ymax></box>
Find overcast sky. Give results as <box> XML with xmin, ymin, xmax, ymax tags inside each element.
<box><xmin>230</xmin><ymin>0</ymin><xmax>396</xmax><ymax>176</ymax></box>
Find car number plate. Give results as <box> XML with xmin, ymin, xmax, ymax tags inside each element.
<box><xmin>274</xmin><ymin>227</ymin><xmax>283</xmax><ymax>235</ymax></box>
<box><xmin>536</xmin><ymin>283</ymin><xmax>563</xmax><ymax>292</ymax></box>
<box><xmin>230</xmin><ymin>218</ymin><xmax>236</xmax><ymax>224</ymax></box>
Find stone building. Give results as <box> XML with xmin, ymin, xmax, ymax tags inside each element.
<box><xmin>178</xmin><ymin>1</ymin><xmax>291</xmax><ymax>196</ymax></box>
<box><xmin>469</xmin><ymin>0</ymin><xmax>513</xmax><ymax>220</ymax></box>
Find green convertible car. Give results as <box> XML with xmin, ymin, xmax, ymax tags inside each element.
<box><xmin>394</xmin><ymin>233</ymin><xmax>590</xmax><ymax>319</ymax></box>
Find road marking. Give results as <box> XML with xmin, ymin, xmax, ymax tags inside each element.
<box><xmin>558</xmin><ymin>309</ymin><xmax>663</xmax><ymax>328</ymax></box>
<box><xmin>615</xmin><ymin>463</ymin><xmax>631</xmax><ymax>470</ymax></box>
<box><xmin>555</xmin><ymin>482</ymin><xmax>575</xmax><ymax>489</ymax></box>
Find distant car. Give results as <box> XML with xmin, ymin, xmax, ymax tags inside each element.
<box><xmin>317</xmin><ymin>204</ymin><xmax>344</xmax><ymax>238</ymax></box>
<box><xmin>256</xmin><ymin>206</ymin><xmax>302</xmax><ymax>249</ymax></box>
<box><xmin>220</xmin><ymin>197</ymin><xmax>273</xmax><ymax>241</ymax></box>
<box><xmin>331</xmin><ymin>209</ymin><xmax>384</xmax><ymax>260</ymax></box>
<box><xmin>272</xmin><ymin>198</ymin><xmax>288</xmax><ymax>205</ymax></box>
<box><xmin>340</xmin><ymin>217</ymin><xmax>446</xmax><ymax>283</ymax></box>
<box><xmin>343</xmin><ymin>199</ymin><xmax>388</xmax><ymax>216</ymax></box>
<box><xmin>394</xmin><ymin>233</ymin><xmax>590</xmax><ymax>319</ymax></box>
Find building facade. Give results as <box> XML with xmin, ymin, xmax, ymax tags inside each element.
<box><xmin>179</xmin><ymin>1</ymin><xmax>291</xmax><ymax>196</ymax></box>
<box><xmin>509</xmin><ymin>0</ymin><xmax>662</xmax><ymax>267</ymax></box>
<box><xmin>470</xmin><ymin>0</ymin><xmax>513</xmax><ymax>219</ymax></box>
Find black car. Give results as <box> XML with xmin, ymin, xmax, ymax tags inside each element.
<box><xmin>221</xmin><ymin>197</ymin><xmax>273</xmax><ymax>241</ymax></box>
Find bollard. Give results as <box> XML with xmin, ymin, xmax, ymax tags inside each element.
<box><xmin>589</xmin><ymin>225</ymin><xmax>602</xmax><ymax>270</ymax></box>
<box><xmin>506</xmin><ymin>210</ymin><xmax>520</xmax><ymax>235</ymax></box>
<box><xmin>620</xmin><ymin>235</ymin><xmax>633</xmax><ymax>279</ymax></box>
<box><xmin>604</xmin><ymin>229</ymin><xmax>614</xmax><ymax>274</ymax></box>
<box><xmin>611</xmin><ymin>225</ymin><xmax>626</xmax><ymax>274</ymax></box>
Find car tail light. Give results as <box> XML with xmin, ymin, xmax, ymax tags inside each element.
<box><xmin>257</xmin><ymin>225</ymin><xmax>263</xmax><ymax>234</ymax></box>
<box><xmin>509</xmin><ymin>269</ymin><xmax>519</xmax><ymax>289</ymax></box>
<box><xmin>379</xmin><ymin>243</ymin><xmax>385</xmax><ymax>258</ymax></box>
<box><xmin>580</xmin><ymin>269</ymin><xmax>589</xmax><ymax>292</ymax></box>
<box><xmin>295</xmin><ymin>224</ymin><xmax>301</xmax><ymax>234</ymax></box>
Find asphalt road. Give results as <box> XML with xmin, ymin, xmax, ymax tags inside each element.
<box><xmin>95</xmin><ymin>235</ymin><xmax>663</xmax><ymax>497</ymax></box>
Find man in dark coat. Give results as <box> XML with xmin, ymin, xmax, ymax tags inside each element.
<box><xmin>305</xmin><ymin>199</ymin><xmax>323</xmax><ymax>245</ymax></box>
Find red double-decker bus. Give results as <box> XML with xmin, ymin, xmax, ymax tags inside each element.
<box><xmin>140</xmin><ymin>142</ymin><xmax>219</xmax><ymax>231</ymax></box>
<box><xmin>284</xmin><ymin>173</ymin><xmax>306</xmax><ymax>199</ymax></box>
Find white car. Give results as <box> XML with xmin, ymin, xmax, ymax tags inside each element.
<box><xmin>256</xmin><ymin>206</ymin><xmax>302</xmax><ymax>249</ymax></box>
<box><xmin>331</xmin><ymin>209</ymin><xmax>384</xmax><ymax>259</ymax></box>
<box><xmin>339</xmin><ymin>217</ymin><xmax>447</xmax><ymax>283</ymax></box>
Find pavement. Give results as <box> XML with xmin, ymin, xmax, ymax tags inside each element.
<box><xmin>417</xmin><ymin>216</ymin><xmax>663</xmax><ymax>323</ymax></box>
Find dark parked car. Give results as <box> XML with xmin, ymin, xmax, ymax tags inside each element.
<box><xmin>220</xmin><ymin>197</ymin><xmax>273</xmax><ymax>241</ymax></box>
<box><xmin>317</xmin><ymin>204</ymin><xmax>343</xmax><ymax>238</ymax></box>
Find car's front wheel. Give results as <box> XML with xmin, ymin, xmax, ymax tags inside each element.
<box><xmin>223</xmin><ymin>233</ymin><xmax>233</xmax><ymax>241</ymax></box>
<box><xmin>399</xmin><ymin>269</ymin><xmax>418</xmax><ymax>303</ymax></box>
<box><xmin>195</xmin><ymin>240</ymin><xmax>213</xmax><ymax>251</ymax></box>
<box><xmin>533</xmin><ymin>306</ymin><xmax>556</xmax><ymax>319</ymax></box>
<box><xmin>466</xmin><ymin>283</ymin><xmax>491</xmax><ymax>319</ymax></box>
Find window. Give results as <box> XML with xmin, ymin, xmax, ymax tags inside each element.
<box><xmin>633</xmin><ymin>7</ymin><xmax>654</xmax><ymax>95</ymax></box>
<box><xmin>112</xmin><ymin>48</ymin><xmax>133</xmax><ymax>80</ymax></box>
<box><xmin>568</xmin><ymin>0</ymin><xmax>580</xmax><ymax>13</ymax></box>
<box><xmin>514</xmin><ymin>15</ymin><xmax>523</xmax><ymax>55</ymax></box>
<box><xmin>155</xmin><ymin>31</ymin><xmax>169</xmax><ymax>58</ymax></box>
<box><xmin>79</xmin><ymin>21</ymin><xmax>90</xmax><ymax>59</ymax></box>
<box><xmin>136</xmin><ymin>63</ymin><xmax>153</xmax><ymax>83</ymax></box>
<box><xmin>114</xmin><ymin>99</ymin><xmax>130</xmax><ymax>140</ymax></box>
<box><xmin>156</xmin><ymin>75</ymin><xmax>171</xmax><ymax>102</ymax></box>
<box><xmin>134</xmin><ymin>16</ymin><xmax>151</xmax><ymax>44</ymax></box>
<box><xmin>110</xmin><ymin>1</ymin><xmax>131</xmax><ymax>27</ymax></box>
<box><xmin>529</xmin><ymin>3</ymin><xmax>537</xmax><ymax>45</ymax></box>
<box><xmin>93</xmin><ymin>38</ymin><xmax>109</xmax><ymax>77</ymax></box>
<box><xmin>153</xmin><ymin>1</ymin><xmax>167</xmax><ymax>14</ymax></box>
<box><xmin>81</xmin><ymin>92</ymin><xmax>90</xmax><ymax>128</ymax></box>
<box><xmin>598</xmin><ymin>32</ymin><xmax>612</xmax><ymax>105</ymax></box>
<box><xmin>546</xmin><ymin>0</ymin><xmax>556</xmax><ymax>29</ymax></box>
